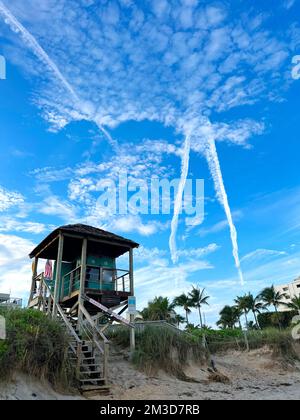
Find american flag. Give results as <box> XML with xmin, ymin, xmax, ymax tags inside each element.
<box><xmin>44</xmin><ymin>259</ymin><xmax>53</xmax><ymax>280</ymax></box>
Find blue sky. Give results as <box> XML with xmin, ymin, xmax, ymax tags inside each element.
<box><xmin>0</xmin><ymin>0</ymin><xmax>300</xmax><ymax>326</ymax></box>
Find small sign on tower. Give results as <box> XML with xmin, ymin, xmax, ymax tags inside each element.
<box><xmin>128</xmin><ymin>296</ymin><xmax>137</xmax><ymax>315</ymax></box>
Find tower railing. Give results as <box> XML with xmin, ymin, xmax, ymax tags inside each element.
<box><xmin>60</xmin><ymin>266</ymin><xmax>131</xmax><ymax>300</ymax></box>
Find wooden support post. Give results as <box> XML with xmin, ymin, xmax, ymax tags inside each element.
<box><xmin>129</xmin><ymin>248</ymin><xmax>135</xmax><ymax>353</ymax></box>
<box><xmin>76</xmin><ymin>342</ymin><xmax>82</xmax><ymax>380</ymax></box>
<box><xmin>100</xmin><ymin>267</ymin><xmax>103</xmax><ymax>291</ymax></box>
<box><xmin>244</xmin><ymin>330</ymin><xmax>250</xmax><ymax>352</ymax></box>
<box><xmin>78</xmin><ymin>238</ymin><xmax>87</xmax><ymax>329</ymax></box>
<box><xmin>103</xmin><ymin>342</ymin><xmax>109</xmax><ymax>384</ymax></box>
<box><xmin>37</xmin><ymin>279</ymin><xmax>43</xmax><ymax>310</ymax></box>
<box><xmin>28</xmin><ymin>257</ymin><xmax>38</xmax><ymax>306</ymax></box>
<box><xmin>47</xmin><ymin>296</ymin><xmax>52</xmax><ymax>315</ymax></box>
<box><xmin>42</xmin><ymin>283</ymin><xmax>47</xmax><ymax>312</ymax></box>
<box><xmin>69</xmin><ymin>271</ymin><xmax>73</xmax><ymax>297</ymax></box>
<box><xmin>52</xmin><ymin>234</ymin><xmax>64</xmax><ymax>317</ymax></box>
<box><xmin>129</xmin><ymin>248</ymin><xmax>134</xmax><ymax>296</ymax></box>
<box><xmin>60</xmin><ymin>276</ymin><xmax>65</xmax><ymax>302</ymax></box>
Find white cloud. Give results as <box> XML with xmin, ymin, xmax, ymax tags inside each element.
<box><xmin>177</xmin><ymin>243</ymin><xmax>219</xmax><ymax>259</ymax></box>
<box><xmin>241</xmin><ymin>248</ymin><xmax>287</xmax><ymax>264</ymax></box>
<box><xmin>135</xmin><ymin>257</ymin><xmax>214</xmax><ymax>310</ymax></box>
<box><xmin>109</xmin><ymin>215</ymin><xmax>167</xmax><ymax>237</ymax></box>
<box><xmin>0</xmin><ymin>218</ymin><xmax>47</xmax><ymax>234</ymax></box>
<box><xmin>31</xmin><ymin>166</ymin><xmax>73</xmax><ymax>182</ymax></box>
<box><xmin>283</xmin><ymin>0</ymin><xmax>296</xmax><ymax>10</ymax></box>
<box><xmin>0</xmin><ymin>0</ymin><xmax>294</xmax><ymax>285</ymax></box>
<box><xmin>0</xmin><ymin>233</ymin><xmax>35</xmax><ymax>300</ymax></box>
<box><xmin>135</xmin><ymin>245</ymin><xmax>168</xmax><ymax>262</ymax></box>
<box><xmin>0</xmin><ymin>185</ymin><xmax>24</xmax><ymax>211</ymax></box>
<box><xmin>198</xmin><ymin>211</ymin><xmax>243</xmax><ymax>237</ymax></box>
<box><xmin>0</xmin><ymin>1</ymin><xmax>291</xmax><ymax>132</ymax></box>
<box><xmin>209</xmin><ymin>250</ymin><xmax>300</xmax><ymax>295</ymax></box>
<box><xmin>212</xmin><ymin>119</ymin><xmax>265</xmax><ymax>148</ymax></box>
<box><xmin>38</xmin><ymin>196</ymin><xmax>78</xmax><ymax>222</ymax></box>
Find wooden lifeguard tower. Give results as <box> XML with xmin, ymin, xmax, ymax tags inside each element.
<box><xmin>28</xmin><ymin>224</ymin><xmax>139</xmax><ymax>391</ymax></box>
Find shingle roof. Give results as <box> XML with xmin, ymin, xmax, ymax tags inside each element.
<box><xmin>59</xmin><ymin>224</ymin><xmax>139</xmax><ymax>246</ymax></box>
<box><xmin>29</xmin><ymin>224</ymin><xmax>139</xmax><ymax>259</ymax></box>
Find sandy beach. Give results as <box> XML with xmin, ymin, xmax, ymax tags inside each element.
<box><xmin>1</xmin><ymin>346</ymin><xmax>300</xmax><ymax>401</ymax></box>
<box><xmin>91</xmin><ymin>346</ymin><xmax>300</xmax><ymax>401</ymax></box>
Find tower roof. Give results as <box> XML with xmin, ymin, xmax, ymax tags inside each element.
<box><xmin>29</xmin><ymin>224</ymin><xmax>139</xmax><ymax>260</ymax></box>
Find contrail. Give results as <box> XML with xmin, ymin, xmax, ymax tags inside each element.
<box><xmin>169</xmin><ymin>134</ymin><xmax>191</xmax><ymax>263</ymax></box>
<box><xmin>204</xmin><ymin>127</ymin><xmax>244</xmax><ymax>285</ymax></box>
<box><xmin>0</xmin><ymin>1</ymin><xmax>79</xmax><ymax>102</ymax></box>
<box><xmin>0</xmin><ymin>0</ymin><xmax>116</xmax><ymax>149</ymax></box>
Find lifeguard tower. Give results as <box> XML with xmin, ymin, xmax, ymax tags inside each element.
<box><xmin>28</xmin><ymin>224</ymin><xmax>139</xmax><ymax>391</ymax></box>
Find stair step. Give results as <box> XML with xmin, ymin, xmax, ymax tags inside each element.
<box><xmin>81</xmin><ymin>362</ymin><xmax>98</xmax><ymax>367</ymax></box>
<box><xmin>80</xmin><ymin>369</ymin><xmax>102</xmax><ymax>375</ymax></box>
<box><xmin>80</xmin><ymin>378</ymin><xmax>105</xmax><ymax>384</ymax></box>
<box><xmin>80</xmin><ymin>384</ymin><xmax>110</xmax><ymax>393</ymax></box>
<box><xmin>80</xmin><ymin>365</ymin><xmax>99</xmax><ymax>370</ymax></box>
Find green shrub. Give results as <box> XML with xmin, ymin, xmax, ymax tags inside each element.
<box><xmin>258</xmin><ymin>310</ymin><xmax>298</xmax><ymax>329</ymax></box>
<box><xmin>181</xmin><ymin>325</ymin><xmax>299</xmax><ymax>361</ymax></box>
<box><xmin>0</xmin><ymin>307</ymin><xmax>75</xmax><ymax>387</ymax></box>
<box><xmin>247</xmin><ymin>328</ymin><xmax>299</xmax><ymax>362</ymax></box>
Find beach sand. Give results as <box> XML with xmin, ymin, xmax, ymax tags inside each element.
<box><xmin>1</xmin><ymin>347</ymin><xmax>300</xmax><ymax>400</ymax></box>
<box><xmin>90</xmin><ymin>346</ymin><xmax>300</xmax><ymax>400</ymax></box>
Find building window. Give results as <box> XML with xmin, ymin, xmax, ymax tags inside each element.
<box><xmin>103</xmin><ymin>269</ymin><xmax>114</xmax><ymax>284</ymax></box>
<box><xmin>86</xmin><ymin>267</ymin><xmax>100</xmax><ymax>288</ymax></box>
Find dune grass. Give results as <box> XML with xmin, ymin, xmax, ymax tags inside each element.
<box><xmin>248</xmin><ymin>329</ymin><xmax>299</xmax><ymax>362</ymax></box>
<box><xmin>0</xmin><ymin>307</ymin><xmax>75</xmax><ymax>388</ymax></box>
<box><xmin>110</xmin><ymin>324</ymin><xmax>299</xmax><ymax>373</ymax></box>
<box><xmin>109</xmin><ymin>325</ymin><xmax>208</xmax><ymax>378</ymax></box>
<box><xmin>191</xmin><ymin>327</ymin><xmax>299</xmax><ymax>362</ymax></box>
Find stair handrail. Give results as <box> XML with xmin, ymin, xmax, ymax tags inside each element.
<box><xmin>78</xmin><ymin>302</ymin><xmax>110</xmax><ymax>384</ymax></box>
<box><xmin>41</xmin><ymin>277</ymin><xmax>82</xmax><ymax>345</ymax></box>
<box><xmin>79</xmin><ymin>302</ymin><xmax>109</xmax><ymax>354</ymax></box>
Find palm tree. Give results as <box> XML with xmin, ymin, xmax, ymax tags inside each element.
<box><xmin>235</xmin><ymin>295</ymin><xmax>251</xmax><ymax>329</ymax></box>
<box><xmin>232</xmin><ymin>306</ymin><xmax>243</xmax><ymax>329</ymax></box>
<box><xmin>247</xmin><ymin>321</ymin><xmax>259</xmax><ymax>331</ymax></box>
<box><xmin>259</xmin><ymin>286</ymin><xmax>286</xmax><ymax>328</ymax></box>
<box><xmin>188</xmin><ymin>286</ymin><xmax>210</xmax><ymax>328</ymax></box>
<box><xmin>173</xmin><ymin>293</ymin><xmax>192</xmax><ymax>324</ymax></box>
<box><xmin>245</xmin><ymin>293</ymin><xmax>264</xmax><ymax>329</ymax></box>
<box><xmin>217</xmin><ymin>306</ymin><xmax>238</xmax><ymax>329</ymax></box>
<box><xmin>141</xmin><ymin>296</ymin><xmax>176</xmax><ymax>323</ymax></box>
<box><xmin>174</xmin><ymin>314</ymin><xmax>186</xmax><ymax>328</ymax></box>
<box><xmin>259</xmin><ymin>286</ymin><xmax>286</xmax><ymax>312</ymax></box>
<box><xmin>285</xmin><ymin>296</ymin><xmax>300</xmax><ymax>314</ymax></box>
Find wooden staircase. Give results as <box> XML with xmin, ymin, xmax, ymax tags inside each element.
<box><xmin>36</xmin><ymin>277</ymin><xmax>111</xmax><ymax>393</ymax></box>
<box><xmin>68</xmin><ymin>336</ymin><xmax>108</xmax><ymax>392</ymax></box>
<box><xmin>28</xmin><ymin>274</ymin><xmax>135</xmax><ymax>394</ymax></box>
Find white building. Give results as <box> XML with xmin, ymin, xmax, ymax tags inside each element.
<box><xmin>275</xmin><ymin>277</ymin><xmax>300</xmax><ymax>311</ymax></box>
<box><xmin>0</xmin><ymin>293</ymin><xmax>22</xmax><ymax>308</ymax></box>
